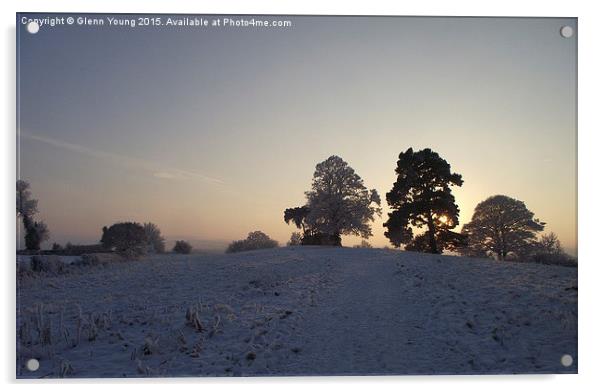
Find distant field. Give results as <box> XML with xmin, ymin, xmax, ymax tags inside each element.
<box><xmin>16</xmin><ymin>247</ymin><xmax>577</xmax><ymax>377</ymax></box>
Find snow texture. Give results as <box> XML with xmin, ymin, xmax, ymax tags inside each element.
<box><xmin>16</xmin><ymin>247</ymin><xmax>577</xmax><ymax>378</ymax></box>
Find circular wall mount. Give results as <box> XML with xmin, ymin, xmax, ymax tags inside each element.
<box><xmin>560</xmin><ymin>25</ymin><xmax>574</xmax><ymax>38</ymax></box>
<box><xmin>26</xmin><ymin>21</ymin><xmax>40</xmax><ymax>34</ymax></box>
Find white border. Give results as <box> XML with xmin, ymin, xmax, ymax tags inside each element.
<box><xmin>2</xmin><ymin>1</ymin><xmax>600</xmax><ymax>391</ymax></box>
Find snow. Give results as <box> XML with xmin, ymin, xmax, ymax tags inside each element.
<box><xmin>16</xmin><ymin>246</ymin><xmax>577</xmax><ymax>378</ymax></box>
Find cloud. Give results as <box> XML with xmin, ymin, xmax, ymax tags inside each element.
<box><xmin>153</xmin><ymin>171</ymin><xmax>186</xmax><ymax>180</ymax></box>
<box><xmin>20</xmin><ymin>131</ymin><xmax>224</xmax><ymax>184</ymax></box>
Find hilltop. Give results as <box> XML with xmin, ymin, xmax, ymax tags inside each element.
<box><xmin>17</xmin><ymin>247</ymin><xmax>577</xmax><ymax>377</ymax></box>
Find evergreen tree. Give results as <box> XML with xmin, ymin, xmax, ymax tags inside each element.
<box><xmin>384</xmin><ymin>148</ymin><xmax>464</xmax><ymax>253</ymax></box>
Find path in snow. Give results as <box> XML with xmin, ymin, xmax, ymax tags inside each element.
<box><xmin>285</xmin><ymin>249</ymin><xmax>577</xmax><ymax>374</ymax></box>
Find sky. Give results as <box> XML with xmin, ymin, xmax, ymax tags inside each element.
<box><xmin>17</xmin><ymin>15</ymin><xmax>577</xmax><ymax>254</ymax></box>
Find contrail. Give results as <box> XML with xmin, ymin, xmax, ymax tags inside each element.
<box><xmin>19</xmin><ymin>131</ymin><xmax>224</xmax><ymax>184</ymax></box>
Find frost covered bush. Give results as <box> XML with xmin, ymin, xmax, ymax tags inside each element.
<box><xmin>173</xmin><ymin>240</ymin><xmax>192</xmax><ymax>254</ymax></box>
<box><xmin>30</xmin><ymin>255</ymin><xmax>66</xmax><ymax>274</ymax></box>
<box><xmin>226</xmin><ymin>231</ymin><xmax>278</xmax><ymax>253</ymax></box>
<box><xmin>78</xmin><ymin>253</ymin><xmax>123</xmax><ymax>266</ymax></box>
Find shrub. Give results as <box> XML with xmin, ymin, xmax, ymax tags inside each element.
<box><xmin>526</xmin><ymin>232</ymin><xmax>577</xmax><ymax>267</ymax></box>
<box><xmin>353</xmin><ymin>240</ymin><xmax>373</xmax><ymax>249</ymax></box>
<box><xmin>173</xmin><ymin>240</ymin><xmax>192</xmax><ymax>254</ymax></box>
<box><xmin>226</xmin><ymin>231</ymin><xmax>278</xmax><ymax>253</ymax></box>
<box><xmin>287</xmin><ymin>232</ymin><xmax>302</xmax><ymax>246</ymax></box>
<box><xmin>30</xmin><ymin>255</ymin><xmax>66</xmax><ymax>274</ymax></box>
<box><xmin>100</xmin><ymin>222</ymin><xmax>148</xmax><ymax>258</ymax></box>
<box><xmin>530</xmin><ymin>252</ymin><xmax>577</xmax><ymax>267</ymax></box>
<box><xmin>62</xmin><ymin>243</ymin><xmax>107</xmax><ymax>256</ymax></box>
<box><xmin>78</xmin><ymin>253</ymin><xmax>124</xmax><ymax>266</ymax></box>
<box><xmin>24</xmin><ymin>219</ymin><xmax>49</xmax><ymax>251</ymax></box>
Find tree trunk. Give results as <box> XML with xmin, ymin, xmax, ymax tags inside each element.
<box><xmin>500</xmin><ymin>229</ymin><xmax>507</xmax><ymax>260</ymax></box>
<box><xmin>333</xmin><ymin>231</ymin><xmax>342</xmax><ymax>247</ymax></box>
<box><xmin>426</xmin><ymin>216</ymin><xmax>439</xmax><ymax>254</ymax></box>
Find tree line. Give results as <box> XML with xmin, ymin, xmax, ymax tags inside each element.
<box><xmin>16</xmin><ymin>181</ymin><xmax>193</xmax><ymax>257</ymax></box>
<box><xmin>17</xmin><ymin>146</ymin><xmax>575</xmax><ymax>264</ymax></box>
<box><xmin>285</xmin><ymin>149</ymin><xmax>574</xmax><ymax>263</ymax></box>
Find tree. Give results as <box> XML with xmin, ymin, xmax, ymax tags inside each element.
<box><xmin>529</xmin><ymin>232</ymin><xmax>576</xmax><ymax>266</ymax></box>
<box><xmin>16</xmin><ymin>180</ymin><xmax>49</xmax><ymax>250</ymax></box>
<box><xmin>173</xmin><ymin>240</ymin><xmax>192</xmax><ymax>254</ymax></box>
<box><xmin>383</xmin><ymin>148</ymin><xmax>464</xmax><ymax>254</ymax></box>
<box><xmin>301</xmin><ymin>156</ymin><xmax>381</xmax><ymax>246</ymax></box>
<box><xmin>536</xmin><ymin>232</ymin><xmax>563</xmax><ymax>255</ymax></box>
<box><xmin>284</xmin><ymin>206</ymin><xmax>332</xmax><ymax>245</ymax></box>
<box><xmin>284</xmin><ymin>207</ymin><xmax>310</xmax><ymax>234</ymax></box>
<box><xmin>459</xmin><ymin>195</ymin><xmax>545</xmax><ymax>260</ymax></box>
<box><xmin>101</xmin><ymin>222</ymin><xmax>148</xmax><ymax>258</ymax></box>
<box><xmin>143</xmin><ymin>222</ymin><xmax>166</xmax><ymax>253</ymax></box>
<box><xmin>287</xmin><ymin>232</ymin><xmax>303</xmax><ymax>246</ymax></box>
<box><xmin>24</xmin><ymin>220</ymin><xmax>49</xmax><ymax>251</ymax></box>
<box><xmin>16</xmin><ymin>180</ymin><xmax>38</xmax><ymax>218</ymax></box>
<box><xmin>226</xmin><ymin>231</ymin><xmax>279</xmax><ymax>253</ymax></box>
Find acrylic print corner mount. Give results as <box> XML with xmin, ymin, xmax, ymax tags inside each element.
<box><xmin>16</xmin><ymin>13</ymin><xmax>577</xmax><ymax>378</ymax></box>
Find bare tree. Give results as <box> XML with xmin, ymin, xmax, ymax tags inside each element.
<box><xmin>536</xmin><ymin>232</ymin><xmax>563</xmax><ymax>255</ymax></box>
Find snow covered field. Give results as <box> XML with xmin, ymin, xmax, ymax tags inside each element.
<box><xmin>16</xmin><ymin>247</ymin><xmax>577</xmax><ymax>378</ymax></box>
